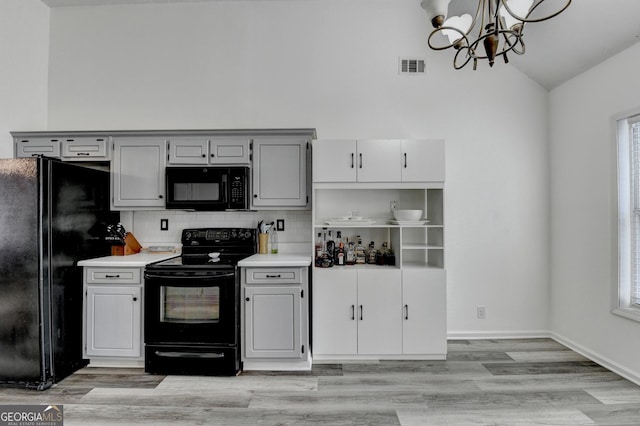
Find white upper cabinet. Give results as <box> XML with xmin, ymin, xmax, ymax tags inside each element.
<box><xmin>112</xmin><ymin>137</ymin><xmax>167</xmax><ymax>209</ymax></box>
<box><xmin>401</xmin><ymin>139</ymin><xmax>445</xmax><ymax>182</ymax></box>
<box><xmin>252</xmin><ymin>136</ymin><xmax>309</xmax><ymax>208</ymax></box>
<box><xmin>312</xmin><ymin>139</ymin><xmax>357</xmax><ymax>182</ymax></box>
<box><xmin>357</xmin><ymin>140</ymin><xmax>402</xmax><ymax>182</ymax></box>
<box><xmin>313</xmin><ymin>139</ymin><xmax>444</xmax><ymax>183</ymax></box>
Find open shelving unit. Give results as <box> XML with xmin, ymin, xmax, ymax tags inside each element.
<box><xmin>312</xmin><ymin>185</ymin><xmax>444</xmax><ymax>269</ymax></box>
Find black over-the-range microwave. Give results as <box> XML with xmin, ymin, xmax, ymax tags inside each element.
<box><xmin>165</xmin><ymin>166</ymin><xmax>250</xmax><ymax>211</ymax></box>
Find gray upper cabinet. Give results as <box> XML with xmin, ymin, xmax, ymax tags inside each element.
<box><xmin>112</xmin><ymin>137</ymin><xmax>167</xmax><ymax>210</ymax></box>
<box><xmin>168</xmin><ymin>136</ymin><xmax>251</xmax><ymax>165</ymax></box>
<box><xmin>210</xmin><ymin>137</ymin><xmax>250</xmax><ymax>164</ymax></box>
<box><xmin>15</xmin><ymin>137</ymin><xmax>61</xmax><ymax>158</ymax></box>
<box><xmin>167</xmin><ymin>137</ymin><xmax>208</xmax><ymax>165</ymax></box>
<box><xmin>61</xmin><ymin>137</ymin><xmax>110</xmax><ymax>161</ymax></box>
<box><xmin>251</xmin><ymin>136</ymin><xmax>309</xmax><ymax>209</ymax></box>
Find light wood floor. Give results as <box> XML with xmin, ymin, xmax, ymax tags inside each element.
<box><xmin>1</xmin><ymin>339</ymin><xmax>639</xmax><ymax>425</ymax></box>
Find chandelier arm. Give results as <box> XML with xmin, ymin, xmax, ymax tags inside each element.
<box><xmin>453</xmin><ymin>46</ymin><xmax>474</xmax><ymax>69</ymax></box>
<box><xmin>465</xmin><ymin>30</ymin><xmax>522</xmax><ymax>60</ymax></box>
<box><xmin>502</xmin><ymin>0</ymin><xmax>572</xmax><ymax>24</ymax></box>
<box><xmin>501</xmin><ymin>29</ymin><xmax>525</xmax><ymax>55</ymax></box>
<box><xmin>427</xmin><ymin>27</ymin><xmax>471</xmax><ymax>50</ymax></box>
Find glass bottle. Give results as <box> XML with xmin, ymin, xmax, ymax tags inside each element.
<box><xmin>366</xmin><ymin>241</ymin><xmax>377</xmax><ymax>264</ymax></box>
<box><xmin>376</xmin><ymin>242</ymin><xmax>387</xmax><ymax>265</ymax></box>
<box><xmin>345</xmin><ymin>239</ymin><xmax>356</xmax><ymax>265</ymax></box>
<box><xmin>270</xmin><ymin>229</ymin><xmax>278</xmax><ymax>254</ymax></box>
<box><xmin>326</xmin><ymin>230</ymin><xmax>335</xmax><ymax>263</ymax></box>
<box><xmin>315</xmin><ymin>232</ymin><xmax>323</xmax><ymax>260</ymax></box>
<box><xmin>355</xmin><ymin>236</ymin><xmax>366</xmax><ymax>264</ymax></box>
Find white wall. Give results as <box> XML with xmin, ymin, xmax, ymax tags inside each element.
<box><xmin>46</xmin><ymin>0</ymin><xmax>550</xmax><ymax>335</ymax></box>
<box><xmin>550</xmin><ymin>42</ymin><xmax>640</xmax><ymax>382</ymax></box>
<box><xmin>0</xmin><ymin>0</ymin><xmax>49</xmax><ymax>158</ymax></box>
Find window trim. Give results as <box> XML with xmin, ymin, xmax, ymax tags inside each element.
<box><xmin>613</xmin><ymin>110</ymin><xmax>640</xmax><ymax>322</ymax></box>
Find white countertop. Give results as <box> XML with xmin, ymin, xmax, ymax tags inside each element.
<box><xmin>77</xmin><ymin>251</ymin><xmax>180</xmax><ymax>268</ymax></box>
<box><xmin>238</xmin><ymin>253</ymin><xmax>312</xmax><ymax>267</ymax></box>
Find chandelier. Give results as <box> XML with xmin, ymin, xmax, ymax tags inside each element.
<box><xmin>420</xmin><ymin>0</ymin><xmax>571</xmax><ymax>69</ymax></box>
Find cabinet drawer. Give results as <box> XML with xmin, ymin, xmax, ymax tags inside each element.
<box><xmin>62</xmin><ymin>137</ymin><xmax>109</xmax><ymax>160</ymax></box>
<box><xmin>245</xmin><ymin>268</ymin><xmax>302</xmax><ymax>284</ymax></box>
<box><xmin>85</xmin><ymin>267</ymin><xmax>141</xmax><ymax>284</ymax></box>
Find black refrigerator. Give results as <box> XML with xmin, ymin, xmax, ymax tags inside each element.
<box><xmin>0</xmin><ymin>157</ymin><xmax>118</xmax><ymax>390</ymax></box>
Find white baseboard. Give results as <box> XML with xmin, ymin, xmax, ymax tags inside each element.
<box><xmin>447</xmin><ymin>330</ymin><xmax>551</xmax><ymax>340</ymax></box>
<box><xmin>550</xmin><ymin>332</ymin><xmax>640</xmax><ymax>387</ymax></box>
<box><xmin>446</xmin><ymin>330</ymin><xmax>640</xmax><ymax>387</ymax></box>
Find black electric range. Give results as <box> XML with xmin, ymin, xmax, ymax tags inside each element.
<box><xmin>144</xmin><ymin>228</ymin><xmax>257</xmax><ymax>376</ymax></box>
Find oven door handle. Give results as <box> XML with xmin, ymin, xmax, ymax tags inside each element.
<box><xmin>155</xmin><ymin>351</ymin><xmax>225</xmax><ymax>359</ymax></box>
<box><xmin>144</xmin><ymin>272</ymin><xmax>236</xmax><ymax>280</ymax></box>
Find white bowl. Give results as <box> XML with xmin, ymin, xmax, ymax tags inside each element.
<box><xmin>393</xmin><ymin>209</ymin><xmax>423</xmax><ymax>221</ymax></box>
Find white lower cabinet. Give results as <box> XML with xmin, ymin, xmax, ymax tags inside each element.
<box><xmin>83</xmin><ymin>267</ymin><xmax>144</xmax><ymax>366</ymax></box>
<box><xmin>313</xmin><ymin>267</ymin><xmax>446</xmax><ymax>359</ymax></box>
<box><xmin>402</xmin><ymin>269</ymin><xmax>447</xmax><ymax>355</ymax></box>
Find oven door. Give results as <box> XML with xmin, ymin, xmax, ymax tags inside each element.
<box><xmin>144</xmin><ymin>269</ymin><xmax>238</xmax><ymax>345</ymax></box>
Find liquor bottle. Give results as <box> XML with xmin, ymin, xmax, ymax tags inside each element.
<box><xmin>326</xmin><ymin>230</ymin><xmax>335</xmax><ymax>263</ymax></box>
<box><xmin>334</xmin><ymin>231</ymin><xmax>344</xmax><ymax>265</ymax></box>
<box><xmin>355</xmin><ymin>236</ymin><xmax>366</xmax><ymax>264</ymax></box>
<box><xmin>336</xmin><ymin>241</ymin><xmax>345</xmax><ymax>265</ymax></box>
<box><xmin>345</xmin><ymin>239</ymin><xmax>356</xmax><ymax>265</ymax></box>
<box><xmin>315</xmin><ymin>232</ymin><xmax>323</xmax><ymax>260</ymax></box>
<box><xmin>376</xmin><ymin>242</ymin><xmax>387</xmax><ymax>265</ymax></box>
<box><xmin>366</xmin><ymin>241</ymin><xmax>377</xmax><ymax>264</ymax></box>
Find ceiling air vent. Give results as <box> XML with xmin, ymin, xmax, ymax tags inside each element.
<box><xmin>399</xmin><ymin>57</ymin><xmax>426</xmax><ymax>75</ymax></box>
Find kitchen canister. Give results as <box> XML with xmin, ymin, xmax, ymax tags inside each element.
<box><xmin>258</xmin><ymin>233</ymin><xmax>269</xmax><ymax>254</ymax></box>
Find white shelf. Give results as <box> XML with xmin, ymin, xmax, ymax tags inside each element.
<box><xmin>401</xmin><ymin>261</ymin><xmax>444</xmax><ymax>270</ymax></box>
<box><xmin>314</xmin><ymin>264</ymin><xmax>400</xmax><ymax>270</ymax></box>
<box><xmin>314</xmin><ymin>223</ymin><xmax>443</xmax><ymax>229</ymax></box>
<box><xmin>402</xmin><ymin>244</ymin><xmax>444</xmax><ymax>250</ymax></box>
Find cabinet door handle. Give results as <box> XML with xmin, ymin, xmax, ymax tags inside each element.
<box><xmin>133</xmin><ymin>297</ymin><xmax>138</xmax><ymax>302</ymax></box>
<box><xmin>359</xmin><ymin>305</ymin><xmax>363</xmax><ymax>320</ymax></box>
<box><xmin>404</xmin><ymin>153</ymin><xmax>407</xmax><ymax>168</ymax></box>
<box><xmin>105</xmin><ymin>274</ymin><xmax>120</xmax><ymax>278</ymax></box>
<box><xmin>351</xmin><ymin>153</ymin><xmax>354</xmax><ymax>169</ymax></box>
<box><xmin>245</xmin><ymin>297</ymin><xmax>250</xmax><ymax>302</ymax></box>
<box><xmin>351</xmin><ymin>304</ymin><xmax>355</xmax><ymax>320</ymax></box>
<box><xmin>404</xmin><ymin>304</ymin><xmax>409</xmax><ymax>320</ymax></box>
<box><xmin>359</xmin><ymin>153</ymin><xmax>363</xmax><ymax>169</ymax></box>
<box><xmin>265</xmin><ymin>274</ymin><xmax>281</xmax><ymax>278</ymax></box>
<box><xmin>76</xmin><ymin>152</ymin><xmax>90</xmax><ymax>156</ymax></box>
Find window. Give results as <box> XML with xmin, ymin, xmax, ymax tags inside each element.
<box><xmin>616</xmin><ymin>113</ymin><xmax>640</xmax><ymax>321</ymax></box>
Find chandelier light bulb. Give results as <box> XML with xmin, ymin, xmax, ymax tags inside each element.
<box><xmin>420</xmin><ymin>0</ymin><xmax>452</xmax><ymax>28</ymax></box>
<box><xmin>499</xmin><ymin>0</ymin><xmax>534</xmax><ymax>29</ymax></box>
<box><xmin>442</xmin><ymin>14</ymin><xmax>473</xmax><ymax>45</ymax></box>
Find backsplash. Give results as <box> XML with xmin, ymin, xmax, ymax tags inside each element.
<box><xmin>128</xmin><ymin>210</ymin><xmax>312</xmax><ymax>255</ymax></box>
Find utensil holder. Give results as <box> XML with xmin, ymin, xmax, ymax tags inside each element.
<box><xmin>258</xmin><ymin>233</ymin><xmax>269</xmax><ymax>254</ymax></box>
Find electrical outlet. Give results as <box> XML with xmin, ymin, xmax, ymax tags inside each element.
<box><xmin>390</xmin><ymin>200</ymin><xmax>397</xmax><ymax>212</ymax></box>
<box><xmin>477</xmin><ymin>305</ymin><xmax>486</xmax><ymax>319</ymax></box>
<box><xmin>160</xmin><ymin>219</ymin><xmax>169</xmax><ymax>231</ymax></box>
<box><xmin>276</xmin><ymin>219</ymin><xmax>285</xmax><ymax>231</ymax></box>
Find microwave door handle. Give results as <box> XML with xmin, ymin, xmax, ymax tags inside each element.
<box><xmin>222</xmin><ymin>173</ymin><xmax>228</xmax><ymax>205</ymax></box>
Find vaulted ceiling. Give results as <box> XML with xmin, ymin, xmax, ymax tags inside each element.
<box><xmin>40</xmin><ymin>0</ymin><xmax>640</xmax><ymax>90</ymax></box>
